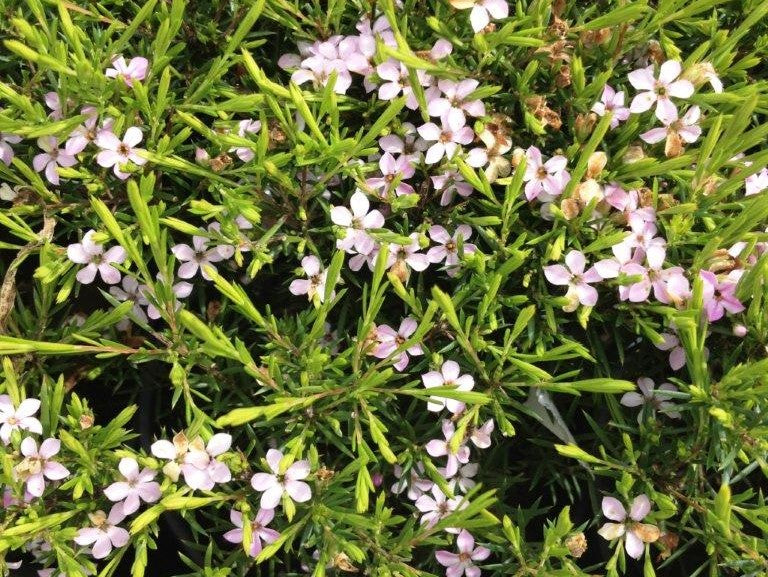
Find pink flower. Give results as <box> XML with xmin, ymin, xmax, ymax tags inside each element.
<box><xmin>745</xmin><ymin>167</ymin><xmax>768</xmax><ymax>196</ymax></box>
<box><xmin>392</xmin><ymin>462</ymin><xmax>434</xmax><ymax>500</ymax></box>
<box><xmin>172</xmin><ymin>235</ymin><xmax>227</xmax><ymax>281</ymax></box>
<box><xmin>628</xmin><ymin>61</ymin><xmax>694</xmax><ymax>123</ymax></box>
<box><xmin>700</xmin><ymin>270</ymin><xmax>745</xmax><ymax>322</ymax></box>
<box><xmin>426</xmin><ymin>420</ymin><xmax>470</xmax><ymax>477</ymax></box>
<box><xmin>466</xmin><ymin>0</ymin><xmax>509</xmax><ymax>32</ymax></box>
<box><xmin>522</xmin><ymin>146</ymin><xmax>569</xmax><ymax>201</ymax></box>
<box><xmin>110</xmin><ymin>277</ymin><xmax>149</xmax><ymax>324</ymax></box>
<box><xmin>105</xmin><ymin>56</ymin><xmax>149</xmax><ymax>87</ymax></box>
<box><xmin>144</xmin><ymin>279</ymin><xmax>193</xmax><ymax>320</ymax></box>
<box><xmin>250</xmin><ymin>449</ymin><xmax>312</xmax><ymax>509</ymax></box>
<box><xmin>426</xmin><ymin>225</ymin><xmax>477</xmax><ymax>275</ymax></box>
<box><xmin>104</xmin><ymin>457</ymin><xmax>161</xmax><ymax>515</ymax></box>
<box><xmin>372</xmin><ymin>317</ymin><xmax>424</xmax><ymax>371</ymax></box>
<box><xmin>74</xmin><ymin>505</ymin><xmax>130</xmax><ymax>559</ymax></box>
<box><xmin>45</xmin><ymin>92</ymin><xmax>64</xmax><ymax>120</ymax></box>
<box><xmin>544</xmin><ymin>250</ymin><xmax>601</xmax><ymax>307</ymax></box>
<box><xmin>422</xmin><ymin>361</ymin><xmax>475</xmax><ymax>414</ymax></box>
<box><xmin>428</xmin><ymin>79</ymin><xmax>486</xmax><ymax>128</ymax></box>
<box><xmin>366</xmin><ymin>152</ymin><xmax>416</xmax><ymax>197</ymax></box>
<box><xmin>0</xmin><ymin>396</ymin><xmax>42</xmax><ymax>444</ymax></box>
<box><xmin>441</xmin><ymin>462</ymin><xmax>478</xmax><ymax>494</ymax></box>
<box><xmin>640</xmin><ymin>105</ymin><xmax>701</xmax><ymax>149</ymax></box>
<box><xmin>292</xmin><ymin>44</ymin><xmax>352</xmax><ymax>95</ymax></box>
<box><xmin>14</xmin><ymin>437</ymin><xmax>70</xmax><ymax>497</ymax></box>
<box><xmin>65</xmin><ymin>106</ymin><xmax>102</xmax><ymax>154</ymax></box>
<box><xmin>387</xmin><ymin>234</ymin><xmax>430</xmax><ymax>280</ymax></box>
<box><xmin>598</xmin><ymin>495</ymin><xmax>659</xmax><ymax>560</ymax></box>
<box><xmin>67</xmin><ymin>230</ymin><xmax>127</xmax><ymax>285</ymax></box>
<box><xmin>435</xmin><ymin>529</ymin><xmax>491</xmax><ymax>577</ymax></box>
<box><xmin>656</xmin><ymin>332</ymin><xmax>686</xmax><ymax>371</ymax></box>
<box><xmin>379</xmin><ymin>122</ymin><xmax>428</xmax><ymax>161</ymax></box>
<box><xmin>224</xmin><ymin>508</ymin><xmax>280</xmax><ymax>557</ymax></box>
<box><xmin>230</xmin><ymin>119</ymin><xmax>262</xmax><ymax>162</ymax></box>
<box><xmin>179</xmin><ymin>433</ymin><xmax>232</xmax><ymax>491</ymax></box>
<box><xmin>433</xmin><ymin>171</ymin><xmax>474</xmax><ymax>206</ymax></box>
<box><xmin>377</xmin><ymin>60</ymin><xmax>433</xmax><ymax>109</ymax></box>
<box><xmin>33</xmin><ymin>136</ymin><xmax>78</xmax><ymax>185</ymax></box>
<box><xmin>0</xmin><ymin>133</ymin><xmax>21</xmax><ymax>165</ymax></box>
<box><xmin>591</xmin><ymin>85</ymin><xmax>630</xmax><ymax>129</ymax></box>
<box><xmin>414</xmin><ymin>486</ymin><xmax>464</xmax><ymax>532</ymax></box>
<box><xmin>289</xmin><ymin>255</ymin><xmax>333</xmax><ymax>303</ymax></box>
<box><xmin>621</xmin><ymin>378</ymin><xmax>680</xmax><ymax>422</ymax></box>
<box><xmin>418</xmin><ymin>115</ymin><xmax>475</xmax><ymax>165</ymax></box>
<box><xmin>469</xmin><ymin>419</ymin><xmax>494</xmax><ymax>449</ymax></box>
<box><xmin>331</xmin><ymin>190</ymin><xmax>384</xmax><ymax>254</ymax></box>
<box><xmin>619</xmin><ymin>215</ymin><xmax>667</xmax><ymax>267</ymax></box>
<box><xmin>95</xmin><ymin>127</ymin><xmax>148</xmax><ymax>179</ymax></box>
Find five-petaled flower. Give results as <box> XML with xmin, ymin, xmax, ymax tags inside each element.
<box><xmin>544</xmin><ymin>250</ymin><xmax>602</xmax><ymax>309</ymax></box>
<box><xmin>0</xmin><ymin>395</ymin><xmax>42</xmax><ymax>445</ymax></box>
<box><xmin>95</xmin><ymin>127</ymin><xmax>148</xmax><ymax>179</ymax></box>
<box><xmin>67</xmin><ymin>230</ymin><xmax>127</xmax><ymax>285</ymax></box>
<box><xmin>621</xmin><ymin>378</ymin><xmax>681</xmax><ymax>422</ymax></box>
<box><xmin>33</xmin><ymin>136</ymin><xmax>77</xmax><ymax>185</ymax></box>
<box><xmin>628</xmin><ymin>61</ymin><xmax>694</xmax><ymax>123</ymax></box>
<box><xmin>104</xmin><ymin>457</ymin><xmax>161</xmax><ymax>515</ymax></box>
<box><xmin>106</xmin><ymin>55</ymin><xmax>149</xmax><ymax>87</ymax></box>
<box><xmin>250</xmin><ymin>449</ymin><xmax>312</xmax><ymax>510</ymax></box>
<box><xmin>289</xmin><ymin>255</ymin><xmax>333</xmax><ymax>303</ymax></box>
<box><xmin>597</xmin><ymin>494</ymin><xmax>660</xmax><ymax>560</ymax></box>
<box><xmin>14</xmin><ymin>437</ymin><xmax>70</xmax><ymax>497</ymax></box>
<box><xmin>224</xmin><ymin>508</ymin><xmax>281</xmax><ymax>558</ymax></box>
<box><xmin>74</xmin><ymin>506</ymin><xmax>130</xmax><ymax>559</ymax></box>
<box><xmin>421</xmin><ymin>361</ymin><xmax>475</xmax><ymax>414</ymax></box>
<box><xmin>435</xmin><ymin>529</ymin><xmax>491</xmax><ymax>577</ymax></box>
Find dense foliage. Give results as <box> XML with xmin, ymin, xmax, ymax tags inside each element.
<box><xmin>1</xmin><ymin>0</ymin><xmax>768</xmax><ymax>576</ymax></box>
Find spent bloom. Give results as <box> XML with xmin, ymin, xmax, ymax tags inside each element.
<box><xmin>251</xmin><ymin>449</ymin><xmax>312</xmax><ymax>509</ymax></box>
<box><xmin>591</xmin><ymin>85</ymin><xmax>630</xmax><ymax>129</ymax></box>
<box><xmin>421</xmin><ymin>361</ymin><xmax>475</xmax><ymax>414</ymax></box>
<box><xmin>289</xmin><ymin>255</ymin><xmax>332</xmax><ymax>303</ymax></box>
<box><xmin>95</xmin><ymin>126</ymin><xmax>148</xmax><ymax>179</ymax></box>
<box><xmin>598</xmin><ymin>494</ymin><xmax>660</xmax><ymax>560</ymax></box>
<box><xmin>14</xmin><ymin>437</ymin><xmax>70</xmax><ymax>497</ymax></box>
<box><xmin>74</xmin><ymin>506</ymin><xmax>130</xmax><ymax>559</ymax></box>
<box><xmin>544</xmin><ymin>250</ymin><xmax>602</xmax><ymax>309</ymax></box>
<box><xmin>224</xmin><ymin>508</ymin><xmax>280</xmax><ymax>558</ymax></box>
<box><xmin>621</xmin><ymin>378</ymin><xmax>681</xmax><ymax>422</ymax></box>
<box><xmin>67</xmin><ymin>230</ymin><xmax>127</xmax><ymax>285</ymax></box>
<box><xmin>104</xmin><ymin>457</ymin><xmax>161</xmax><ymax>515</ymax></box>
<box><xmin>628</xmin><ymin>60</ymin><xmax>694</xmax><ymax>123</ymax></box>
<box><xmin>0</xmin><ymin>395</ymin><xmax>42</xmax><ymax>444</ymax></box>
<box><xmin>105</xmin><ymin>55</ymin><xmax>149</xmax><ymax>87</ymax></box>
<box><xmin>33</xmin><ymin>136</ymin><xmax>77</xmax><ymax>186</ymax></box>
<box><xmin>435</xmin><ymin>529</ymin><xmax>491</xmax><ymax>577</ymax></box>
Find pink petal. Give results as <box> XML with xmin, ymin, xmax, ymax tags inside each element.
<box><xmin>602</xmin><ymin>496</ymin><xmax>627</xmax><ymax>521</ymax></box>
<box><xmin>658</xmin><ymin>60</ymin><xmax>681</xmax><ymax>85</ymax></box>
<box><xmin>628</xmin><ymin>67</ymin><xmax>656</xmax><ymax>91</ymax></box>
<box><xmin>543</xmin><ymin>264</ymin><xmax>571</xmax><ymax>286</ymax></box>
<box><xmin>286</xmin><ymin>480</ymin><xmax>312</xmax><ymax>502</ymax></box>
<box><xmin>565</xmin><ymin>250</ymin><xmax>586</xmax><ymax>274</ymax></box>
<box><xmin>629</xmin><ymin>494</ymin><xmax>651</xmax><ymax>521</ymax></box>
<box><xmin>625</xmin><ymin>530</ymin><xmax>644</xmax><ymax>559</ymax></box>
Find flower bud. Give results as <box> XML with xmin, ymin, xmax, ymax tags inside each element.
<box><xmin>586</xmin><ymin>151</ymin><xmax>607</xmax><ymax>179</ymax></box>
<box><xmin>574</xmin><ymin>112</ymin><xmax>597</xmax><ymax>141</ymax></box>
<box><xmin>733</xmin><ymin>324</ymin><xmax>748</xmax><ymax>337</ymax></box>
<box><xmin>623</xmin><ymin>145</ymin><xmax>646</xmax><ymax>164</ymax></box>
<box><xmin>194</xmin><ymin>148</ymin><xmax>210</xmax><ymax>166</ymax></box>
<box><xmin>511</xmin><ymin>147</ymin><xmax>526</xmax><ymax>168</ymax></box>
<box><xmin>560</xmin><ymin>198</ymin><xmax>581</xmax><ymax>220</ymax></box>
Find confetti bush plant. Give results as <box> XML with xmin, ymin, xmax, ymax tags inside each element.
<box><xmin>1</xmin><ymin>0</ymin><xmax>768</xmax><ymax>576</ymax></box>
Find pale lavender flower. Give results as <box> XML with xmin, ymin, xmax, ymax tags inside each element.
<box><xmin>544</xmin><ymin>250</ymin><xmax>602</xmax><ymax>308</ymax></box>
<box><xmin>95</xmin><ymin>127</ymin><xmax>148</xmax><ymax>179</ymax></box>
<box><xmin>179</xmin><ymin>433</ymin><xmax>232</xmax><ymax>491</ymax></box>
<box><xmin>33</xmin><ymin>136</ymin><xmax>77</xmax><ymax>185</ymax></box>
<box><xmin>425</xmin><ymin>420</ymin><xmax>470</xmax><ymax>477</ymax></box>
<box><xmin>366</xmin><ymin>152</ymin><xmax>416</xmax><ymax>197</ymax></box>
<box><xmin>442</xmin><ymin>462</ymin><xmax>478</xmax><ymax>494</ymax></box>
<box><xmin>377</xmin><ymin>60</ymin><xmax>433</xmax><ymax>109</ymax></box>
<box><xmin>289</xmin><ymin>255</ymin><xmax>333</xmax><ymax>303</ymax></box>
<box><xmin>224</xmin><ymin>508</ymin><xmax>280</xmax><ymax>558</ymax></box>
<box><xmin>0</xmin><ymin>396</ymin><xmax>42</xmax><ymax>444</ymax></box>
<box><xmin>426</xmin><ymin>225</ymin><xmax>477</xmax><ymax>275</ymax></box>
<box><xmin>640</xmin><ymin>105</ymin><xmax>701</xmax><ymax>150</ymax></box>
<box><xmin>700</xmin><ymin>270</ymin><xmax>744</xmax><ymax>322</ymax></box>
<box><xmin>598</xmin><ymin>495</ymin><xmax>659</xmax><ymax>560</ymax></box>
<box><xmin>172</xmin><ymin>235</ymin><xmax>226</xmax><ymax>281</ymax></box>
<box><xmin>414</xmin><ymin>486</ymin><xmax>464</xmax><ymax>532</ymax></box>
<box><xmin>331</xmin><ymin>190</ymin><xmax>384</xmax><ymax>254</ymax></box>
<box><xmin>144</xmin><ymin>279</ymin><xmax>193</xmax><ymax>320</ymax></box>
<box><xmin>466</xmin><ymin>0</ymin><xmax>509</xmax><ymax>32</ymax></box>
<box><xmin>392</xmin><ymin>462</ymin><xmax>434</xmax><ymax>501</ymax></box>
<box><xmin>386</xmin><ymin>234</ymin><xmax>430</xmax><ymax>280</ymax></box>
<box><xmin>0</xmin><ymin>133</ymin><xmax>21</xmax><ymax>165</ymax></box>
<box><xmin>250</xmin><ymin>448</ymin><xmax>312</xmax><ymax>509</ymax></box>
<box><xmin>67</xmin><ymin>230</ymin><xmax>127</xmax><ymax>285</ymax></box>
<box><xmin>109</xmin><ymin>277</ymin><xmax>149</xmax><ymax>324</ymax></box>
<box><xmin>65</xmin><ymin>107</ymin><xmax>101</xmax><ymax>154</ymax></box>
<box><xmin>105</xmin><ymin>56</ymin><xmax>149</xmax><ymax>87</ymax></box>
<box><xmin>292</xmin><ymin>50</ymin><xmax>352</xmax><ymax>95</ymax></box>
<box><xmin>435</xmin><ymin>529</ymin><xmax>490</xmax><ymax>577</ymax></box>
<box><xmin>428</xmin><ymin>79</ymin><xmax>486</xmax><ymax>128</ymax></box>
<box><xmin>655</xmin><ymin>332</ymin><xmax>686</xmax><ymax>371</ymax></box>
<box><xmin>745</xmin><ymin>167</ymin><xmax>768</xmax><ymax>196</ymax></box>
<box><xmin>45</xmin><ymin>92</ymin><xmax>64</xmax><ymax>120</ymax></box>
<box><xmin>469</xmin><ymin>419</ymin><xmax>494</xmax><ymax>449</ymax></box>
<box><xmin>14</xmin><ymin>437</ymin><xmax>70</xmax><ymax>497</ymax></box>
<box><xmin>421</xmin><ymin>360</ymin><xmax>475</xmax><ymax>414</ymax></box>
<box><xmin>230</xmin><ymin>119</ymin><xmax>262</xmax><ymax>162</ymax></box>
<box><xmin>433</xmin><ymin>171</ymin><xmax>474</xmax><ymax>206</ymax></box>
<box><xmin>372</xmin><ymin>317</ymin><xmax>423</xmax><ymax>371</ymax></box>
<box><xmin>74</xmin><ymin>505</ymin><xmax>130</xmax><ymax>559</ymax></box>
<box><xmin>522</xmin><ymin>146</ymin><xmax>569</xmax><ymax>201</ymax></box>
<box><xmin>628</xmin><ymin>61</ymin><xmax>694</xmax><ymax>123</ymax></box>
<box><xmin>104</xmin><ymin>457</ymin><xmax>161</xmax><ymax>515</ymax></box>
<box><xmin>418</xmin><ymin>114</ymin><xmax>475</xmax><ymax>165</ymax></box>
<box><xmin>621</xmin><ymin>378</ymin><xmax>680</xmax><ymax>422</ymax></box>
<box><xmin>379</xmin><ymin>122</ymin><xmax>428</xmax><ymax>161</ymax></box>
<box><xmin>592</xmin><ymin>85</ymin><xmax>630</xmax><ymax>129</ymax></box>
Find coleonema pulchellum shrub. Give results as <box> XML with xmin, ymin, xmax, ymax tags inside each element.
<box><xmin>1</xmin><ymin>0</ymin><xmax>768</xmax><ymax>575</ymax></box>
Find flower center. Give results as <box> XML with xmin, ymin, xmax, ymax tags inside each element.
<box><xmin>445</xmin><ymin>241</ymin><xmax>456</xmax><ymax>252</ymax></box>
<box><xmin>537</xmin><ymin>166</ymin><xmax>548</xmax><ymax>179</ymax></box>
<box><xmin>458</xmin><ymin>552</ymin><xmax>471</xmax><ymax>563</ymax></box>
<box><xmin>439</xmin><ymin>131</ymin><xmax>452</xmax><ymax>143</ymax></box>
<box><xmin>7</xmin><ymin>416</ymin><xmax>19</xmax><ymax>425</ymax></box>
<box><xmin>118</xmin><ymin>143</ymin><xmax>130</xmax><ymax>156</ymax></box>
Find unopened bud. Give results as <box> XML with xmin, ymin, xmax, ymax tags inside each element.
<box><xmin>586</xmin><ymin>152</ymin><xmax>607</xmax><ymax>179</ymax></box>
<box><xmin>574</xmin><ymin>112</ymin><xmax>597</xmax><ymax>141</ymax></box>
<box><xmin>511</xmin><ymin>147</ymin><xmax>526</xmax><ymax>168</ymax></box>
<box><xmin>560</xmin><ymin>198</ymin><xmax>581</xmax><ymax>220</ymax></box>
<box><xmin>623</xmin><ymin>145</ymin><xmax>646</xmax><ymax>164</ymax></box>
<box><xmin>194</xmin><ymin>148</ymin><xmax>210</xmax><ymax>166</ymax></box>
<box><xmin>733</xmin><ymin>324</ymin><xmax>748</xmax><ymax>337</ymax></box>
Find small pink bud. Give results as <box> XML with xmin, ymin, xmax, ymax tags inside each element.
<box><xmin>372</xmin><ymin>472</ymin><xmax>383</xmax><ymax>488</ymax></box>
<box><xmin>733</xmin><ymin>324</ymin><xmax>748</xmax><ymax>337</ymax></box>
